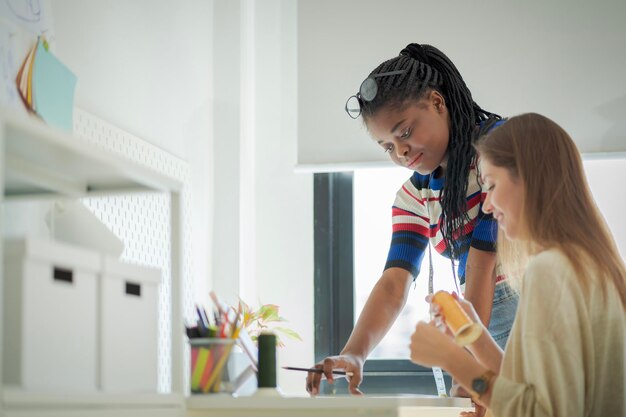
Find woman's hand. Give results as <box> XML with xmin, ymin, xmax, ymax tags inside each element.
<box><xmin>305</xmin><ymin>354</ymin><xmax>364</xmax><ymax>396</ymax></box>
<box><xmin>427</xmin><ymin>292</ymin><xmax>483</xmax><ymax>332</ymax></box>
<box><xmin>450</xmin><ymin>292</ymin><xmax>483</xmax><ymax>327</ymax></box>
<box><xmin>460</xmin><ymin>403</ymin><xmax>487</xmax><ymax>417</ymax></box>
<box><xmin>451</xmin><ymin>382</ymin><xmax>487</xmax><ymax>416</ymax></box>
<box><xmin>425</xmin><ymin>294</ymin><xmax>454</xmax><ymax>338</ymax></box>
<box><xmin>409</xmin><ymin>320</ymin><xmax>456</xmax><ymax>368</ymax></box>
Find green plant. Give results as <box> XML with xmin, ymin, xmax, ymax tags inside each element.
<box><xmin>238</xmin><ymin>299</ymin><xmax>302</xmax><ymax>347</ymax></box>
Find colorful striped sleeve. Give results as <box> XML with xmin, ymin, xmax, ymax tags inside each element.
<box><xmin>384</xmin><ymin>177</ymin><xmax>430</xmax><ymax>278</ymax></box>
<box><xmin>470</xmin><ymin>195</ymin><xmax>498</xmax><ymax>252</ymax></box>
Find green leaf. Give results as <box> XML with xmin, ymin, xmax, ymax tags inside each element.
<box><xmin>273</xmin><ymin>327</ymin><xmax>302</xmax><ymax>341</ymax></box>
<box><xmin>258</xmin><ymin>304</ymin><xmax>280</xmax><ymax>322</ymax></box>
<box><xmin>275</xmin><ymin>337</ymin><xmax>286</xmax><ymax>348</ymax></box>
<box><xmin>233</xmin><ymin>298</ymin><xmax>303</xmax><ymax>348</ymax></box>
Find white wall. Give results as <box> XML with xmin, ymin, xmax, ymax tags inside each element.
<box><xmin>298</xmin><ymin>0</ymin><xmax>626</xmax><ymax>169</ymax></box>
<box><xmin>251</xmin><ymin>0</ymin><xmax>314</xmax><ymax>396</ymax></box>
<box><xmin>53</xmin><ymin>0</ymin><xmax>314</xmax><ymax>397</ymax></box>
<box><xmin>212</xmin><ymin>0</ymin><xmax>314</xmax><ymax>395</ymax></box>
<box><xmin>52</xmin><ymin>0</ymin><xmax>214</xmax><ymax>303</ymax></box>
<box><xmin>210</xmin><ymin>0</ymin><xmax>243</xmax><ymax>304</ymax></box>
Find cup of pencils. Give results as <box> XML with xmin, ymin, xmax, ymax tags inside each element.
<box><xmin>189</xmin><ymin>338</ymin><xmax>236</xmax><ymax>394</ymax></box>
<box><xmin>187</xmin><ymin>300</ymin><xmax>244</xmax><ymax>394</ymax></box>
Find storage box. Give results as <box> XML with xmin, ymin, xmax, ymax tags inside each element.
<box><xmin>3</xmin><ymin>238</ymin><xmax>99</xmax><ymax>392</ymax></box>
<box><xmin>99</xmin><ymin>256</ymin><xmax>160</xmax><ymax>392</ymax></box>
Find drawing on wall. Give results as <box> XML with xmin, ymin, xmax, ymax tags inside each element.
<box><xmin>0</xmin><ymin>25</ymin><xmax>18</xmax><ymax>106</ymax></box>
<box><xmin>0</xmin><ymin>0</ymin><xmax>54</xmax><ymax>110</ymax></box>
<box><xmin>4</xmin><ymin>0</ymin><xmax>41</xmax><ymax>22</ymax></box>
<box><xmin>0</xmin><ymin>0</ymin><xmax>54</xmax><ymax>36</ymax></box>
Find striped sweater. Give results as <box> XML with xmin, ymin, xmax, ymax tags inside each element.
<box><xmin>384</xmin><ymin>161</ymin><xmax>499</xmax><ymax>287</ymax></box>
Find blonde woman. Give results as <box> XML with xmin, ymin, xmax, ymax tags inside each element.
<box><xmin>409</xmin><ymin>113</ymin><xmax>626</xmax><ymax>417</ymax></box>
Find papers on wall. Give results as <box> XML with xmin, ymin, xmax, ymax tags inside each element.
<box><xmin>0</xmin><ymin>0</ymin><xmax>55</xmax><ymax>111</ymax></box>
<box><xmin>15</xmin><ymin>36</ymin><xmax>76</xmax><ymax>131</ymax></box>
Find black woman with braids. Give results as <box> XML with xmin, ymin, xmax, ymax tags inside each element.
<box><xmin>306</xmin><ymin>43</ymin><xmax>519</xmax><ymax>400</ymax></box>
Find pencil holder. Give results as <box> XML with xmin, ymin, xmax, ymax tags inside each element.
<box><xmin>432</xmin><ymin>291</ymin><xmax>483</xmax><ymax>346</ymax></box>
<box><xmin>189</xmin><ymin>338</ymin><xmax>236</xmax><ymax>394</ymax></box>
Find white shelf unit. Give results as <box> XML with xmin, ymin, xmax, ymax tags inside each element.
<box><xmin>0</xmin><ymin>107</ymin><xmax>185</xmax><ymax>416</ymax></box>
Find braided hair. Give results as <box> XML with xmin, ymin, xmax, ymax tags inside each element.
<box><xmin>360</xmin><ymin>43</ymin><xmax>500</xmax><ymax>259</ymax></box>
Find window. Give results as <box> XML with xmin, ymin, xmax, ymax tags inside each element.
<box><xmin>354</xmin><ymin>167</ymin><xmax>460</xmax><ymax>359</ymax></box>
<box><xmin>583</xmin><ymin>157</ymin><xmax>626</xmax><ymax>256</ymax></box>
<box><xmin>313</xmin><ymin>171</ymin><xmax>450</xmax><ymax>395</ymax></box>
<box><xmin>313</xmin><ymin>157</ymin><xmax>626</xmax><ymax>395</ymax></box>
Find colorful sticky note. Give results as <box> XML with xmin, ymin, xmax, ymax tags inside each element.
<box><xmin>32</xmin><ymin>38</ymin><xmax>77</xmax><ymax>131</ymax></box>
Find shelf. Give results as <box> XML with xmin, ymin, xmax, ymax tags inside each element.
<box><xmin>0</xmin><ymin>106</ymin><xmax>187</xmax><ymax>415</ymax></box>
<box><xmin>0</xmin><ymin>107</ymin><xmax>182</xmax><ymax>199</ymax></box>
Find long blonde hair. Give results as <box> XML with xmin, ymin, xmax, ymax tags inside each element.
<box><xmin>476</xmin><ymin>113</ymin><xmax>626</xmax><ymax>308</ymax></box>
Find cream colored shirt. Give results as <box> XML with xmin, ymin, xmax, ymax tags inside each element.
<box><xmin>490</xmin><ymin>249</ymin><xmax>625</xmax><ymax>417</ymax></box>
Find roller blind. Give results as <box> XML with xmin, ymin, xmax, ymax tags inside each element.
<box><xmin>297</xmin><ymin>0</ymin><xmax>626</xmax><ymax>172</ymax></box>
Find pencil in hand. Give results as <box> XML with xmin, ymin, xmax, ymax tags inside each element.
<box><xmin>282</xmin><ymin>366</ymin><xmax>354</xmax><ymax>377</ymax></box>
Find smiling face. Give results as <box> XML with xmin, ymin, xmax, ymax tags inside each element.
<box><xmin>365</xmin><ymin>90</ymin><xmax>450</xmax><ymax>175</ymax></box>
<box><xmin>480</xmin><ymin>158</ymin><xmax>525</xmax><ymax>240</ymax></box>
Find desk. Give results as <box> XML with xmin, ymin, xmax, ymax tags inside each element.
<box><xmin>187</xmin><ymin>394</ymin><xmax>473</xmax><ymax>417</ymax></box>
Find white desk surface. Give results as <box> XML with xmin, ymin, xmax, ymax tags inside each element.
<box><xmin>187</xmin><ymin>393</ymin><xmax>473</xmax><ymax>417</ymax></box>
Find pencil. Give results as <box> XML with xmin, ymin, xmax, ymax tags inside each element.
<box><xmin>282</xmin><ymin>366</ymin><xmax>354</xmax><ymax>377</ymax></box>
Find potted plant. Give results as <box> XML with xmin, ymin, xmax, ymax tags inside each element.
<box><xmin>238</xmin><ymin>299</ymin><xmax>302</xmax><ymax>347</ymax></box>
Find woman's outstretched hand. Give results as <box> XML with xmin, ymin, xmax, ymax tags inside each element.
<box><xmin>305</xmin><ymin>354</ymin><xmax>364</xmax><ymax>396</ymax></box>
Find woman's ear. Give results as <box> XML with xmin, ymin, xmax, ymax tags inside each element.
<box><xmin>430</xmin><ymin>90</ymin><xmax>446</xmax><ymax>113</ymax></box>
